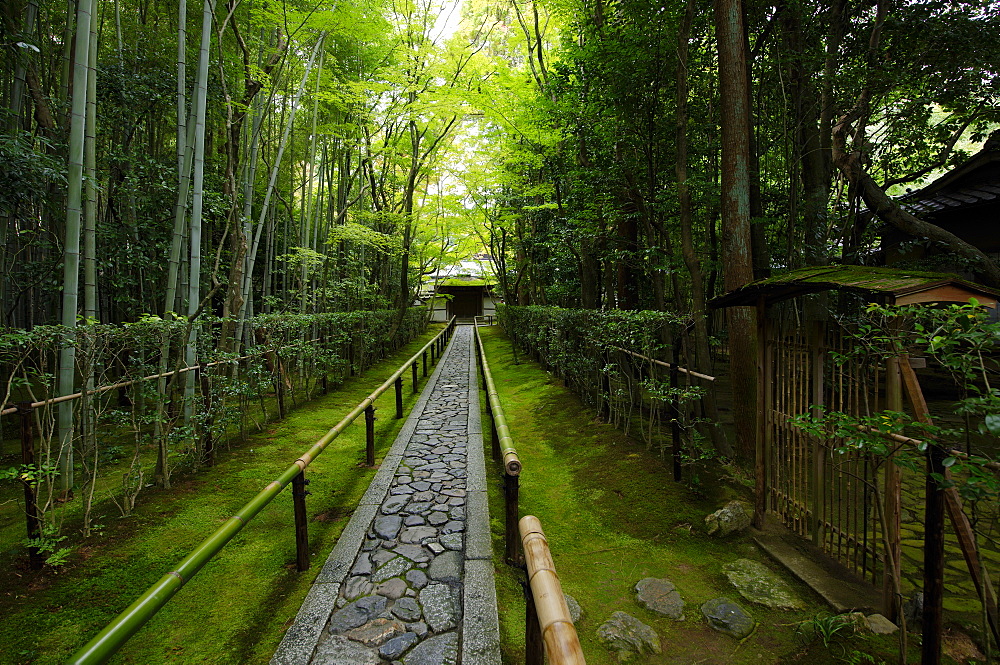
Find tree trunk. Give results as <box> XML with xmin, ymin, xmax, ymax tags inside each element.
<box><xmin>714</xmin><ymin>0</ymin><xmax>757</xmax><ymax>464</ymax></box>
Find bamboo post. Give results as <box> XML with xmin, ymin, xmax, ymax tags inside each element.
<box><xmin>292</xmin><ymin>471</ymin><xmax>310</xmax><ymax>572</ymax></box>
<box><xmin>18</xmin><ymin>402</ymin><xmax>43</xmax><ymax>570</ymax></box>
<box><xmin>198</xmin><ymin>363</ymin><xmax>214</xmax><ymax>466</ymax></box>
<box><xmin>411</xmin><ymin>361</ymin><xmax>418</xmax><ymax>393</ymax></box>
<box><xmin>519</xmin><ymin>516</ymin><xmax>586</xmax><ymax>665</ymax></box>
<box><xmin>505</xmin><ymin>472</ymin><xmax>521</xmax><ymax>566</ymax></box>
<box><xmin>365</xmin><ymin>406</ymin><xmax>376</xmax><ymax>467</ymax></box>
<box><xmin>882</xmin><ymin>356</ymin><xmax>903</xmax><ymax>619</ymax></box>
<box><xmin>422</xmin><ymin>350</ymin><xmax>427</xmax><ymax>377</ymax></box>
<box><xmin>395</xmin><ymin>376</ymin><xmax>403</xmax><ymax>419</ymax></box>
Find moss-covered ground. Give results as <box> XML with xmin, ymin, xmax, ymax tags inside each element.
<box><xmin>0</xmin><ymin>325</ymin><xmax>445</xmax><ymax>664</ymax></box>
<box><xmin>477</xmin><ymin>326</ymin><xmax>923</xmax><ymax>665</ymax></box>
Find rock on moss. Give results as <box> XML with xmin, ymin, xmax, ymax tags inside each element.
<box><xmin>722</xmin><ymin>558</ymin><xmax>804</xmax><ymax>609</ymax></box>
<box><xmin>701</xmin><ymin>598</ymin><xmax>755</xmax><ymax>639</ymax></box>
<box><xmin>705</xmin><ymin>501</ymin><xmax>751</xmax><ymax>537</ymax></box>
<box><xmin>634</xmin><ymin>578</ymin><xmax>685</xmax><ymax>620</ymax></box>
<box><xmin>597</xmin><ymin>611</ymin><xmax>661</xmax><ymax>661</ymax></box>
<box><xmin>564</xmin><ymin>593</ymin><xmax>583</xmax><ymax>623</ymax></box>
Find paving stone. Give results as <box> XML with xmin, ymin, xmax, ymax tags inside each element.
<box><xmin>350</xmin><ymin>553</ymin><xmax>373</xmax><ymax>576</ymax></box>
<box><xmin>346</xmin><ymin>617</ymin><xmax>406</xmax><ymax>647</ymax></box>
<box><xmin>412</xmin><ymin>490</ymin><xmax>435</xmax><ymax>502</ymax></box>
<box><xmin>428</xmin><ymin>550</ymin><xmax>463</xmax><ymax>583</ymax></box>
<box><xmin>411</xmin><ymin>481</ymin><xmax>432</xmax><ymax>491</ymax></box>
<box><xmin>420</xmin><ymin>583</ymin><xmax>458</xmax><ymax>632</ymax></box>
<box><xmin>407</xmin><ymin>621</ymin><xmax>429</xmax><ymax>638</ymax></box>
<box><xmin>373</xmin><ymin>556</ymin><xmax>412</xmax><ymax>583</ymax></box>
<box><xmin>392</xmin><ymin>596</ymin><xmax>423</xmax><ymax>622</ymax></box>
<box><xmin>404</xmin><ymin>515</ymin><xmax>425</xmax><ymax>526</ymax></box>
<box><xmin>327</xmin><ymin>595</ymin><xmax>387</xmax><ymax>634</ymax></box>
<box><xmin>399</xmin><ymin>526</ymin><xmax>438</xmax><ymax>543</ymax></box>
<box><xmin>382</xmin><ymin>495</ymin><xmax>409</xmax><ymax>515</ymax></box>
<box><xmin>406</xmin><ymin>502</ymin><xmax>432</xmax><ymax>515</ymax></box>
<box><xmin>427</xmin><ymin>511</ymin><xmax>448</xmax><ymax>526</ymax></box>
<box><xmin>406</xmin><ymin>569</ymin><xmax>429</xmax><ymax>589</ymax></box>
<box><xmin>311</xmin><ymin>635</ymin><xmax>381</xmax><ymax>665</ymax></box>
<box><xmin>440</xmin><ymin>521</ymin><xmax>465</xmax><ymax>535</ymax></box>
<box><xmin>342</xmin><ymin>576</ymin><xmax>373</xmax><ymax>600</ymax></box>
<box><xmin>393</xmin><ymin>543</ymin><xmax>432</xmax><ymax>563</ymax></box>
<box><xmin>374</xmin><ymin>515</ymin><xmax>403</xmax><ymax>540</ymax></box>
<box><xmin>440</xmin><ymin>533</ymin><xmax>462</xmax><ymax>551</ymax></box>
<box><xmin>403</xmin><ymin>631</ymin><xmax>458</xmax><ymax>665</ymax></box>
<box><xmin>379</xmin><ymin>632</ymin><xmax>419</xmax><ymax>660</ymax></box>
<box><xmin>376</xmin><ymin>578</ymin><xmax>408</xmax><ymax>600</ymax></box>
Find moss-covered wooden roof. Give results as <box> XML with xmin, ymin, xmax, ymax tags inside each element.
<box><xmin>710</xmin><ymin>265</ymin><xmax>1000</xmax><ymax>308</ymax></box>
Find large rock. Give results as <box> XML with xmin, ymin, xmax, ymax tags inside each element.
<box><xmin>705</xmin><ymin>501</ymin><xmax>751</xmax><ymax>537</ymax></box>
<box><xmin>428</xmin><ymin>551</ymin><xmax>463</xmax><ymax>582</ymax></box>
<box><xmin>345</xmin><ymin>617</ymin><xmax>405</xmax><ymax>647</ymax></box>
<box><xmin>722</xmin><ymin>558</ymin><xmax>804</xmax><ymax>609</ymax></box>
<box><xmin>701</xmin><ymin>598</ymin><xmax>755</xmax><ymax>639</ymax></box>
<box><xmin>597</xmin><ymin>611</ymin><xmax>661</xmax><ymax>662</ymax></box>
<box><xmin>634</xmin><ymin>578</ymin><xmax>685</xmax><ymax>620</ymax></box>
<box><xmin>865</xmin><ymin>614</ymin><xmax>899</xmax><ymax>635</ymax></box>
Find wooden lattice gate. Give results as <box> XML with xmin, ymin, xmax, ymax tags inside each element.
<box><xmin>764</xmin><ymin>320</ymin><xmax>887</xmax><ymax>587</ymax></box>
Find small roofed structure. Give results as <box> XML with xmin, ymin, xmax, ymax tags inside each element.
<box><xmin>428</xmin><ymin>278</ymin><xmax>499</xmax><ymax>322</ymax></box>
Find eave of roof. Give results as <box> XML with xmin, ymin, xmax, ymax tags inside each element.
<box><xmin>710</xmin><ymin>265</ymin><xmax>1000</xmax><ymax>309</ymax></box>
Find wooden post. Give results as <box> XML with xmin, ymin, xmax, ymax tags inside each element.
<box><xmin>670</xmin><ymin>339</ymin><xmax>682</xmax><ymax>482</ymax></box>
<box><xmin>422</xmin><ymin>350</ymin><xmax>428</xmax><ymax>377</ymax></box>
<box><xmin>365</xmin><ymin>405</ymin><xmax>376</xmax><ymax>467</ymax></box>
<box><xmin>18</xmin><ymin>402</ymin><xmax>43</xmax><ymax>570</ymax></box>
<box><xmin>923</xmin><ymin>445</ymin><xmax>946</xmax><ymax>665</ymax></box>
<box><xmin>395</xmin><ymin>376</ymin><xmax>403</xmax><ymax>419</ymax></box>
<box><xmin>505</xmin><ymin>472</ymin><xmax>521</xmax><ymax>566</ymax></box>
<box><xmin>411</xmin><ymin>361</ymin><xmax>418</xmax><ymax>393</ymax></box>
<box><xmin>525</xmin><ymin>578</ymin><xmax>544</xmax><ymax>665</ymax></box>
<box><xmin>883</xmin><ymin>356</ymin><xmax>903</xmax><ymax>620</ymax></box>
<box><xmin>754</xmin><ymin>296</ymin><xmax>769</xmax><ymax>528</ymax></box>
<box><xmin>292</xmin><ymin>471</ymin><xmax>310</xmax><ymax>572</ymax></box>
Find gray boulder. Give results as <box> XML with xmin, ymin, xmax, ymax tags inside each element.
<box><xmin>597</xmin><ymin>611</ymin><xmax>661</xmax><ymax>661</ymax></box>
<box><xmin>634</xmin><ymin>578</ymin><xmax>685</xmax><ymax>620</ymax></box>
<box><xmin>864</xmin><ymin>614</ymin><xmax>899</xmax><ymax>635</ymax></box>
<box><xmin>311</xmin><ymin>636</ymin><xmax>381</xmax><ymax>665</ymax></box>
<box><xmin>705</xmin><ymin>500</ymin><xmax>751</xmax><ymax>537</ymax></box>
<box><xmin>701</xmin><ymin>598</ymin><xmax>755</xmax><ymax>639</ymax></box>
<box><xmin>722</xmin><ymin>558</ymin><xmax>804</xmax><ymax>609</ymax></box>
<box><xmin>564</xmin><ymin>593</ymin><xmax>583</xmax><ymax>623</ymax></box>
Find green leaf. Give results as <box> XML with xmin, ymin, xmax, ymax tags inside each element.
<box><xmin>985</xmin><ymin>414</ymin><xmax>1000</xmax><ymax>436</ymax></box>
<box><xmin>942</xmin><ymin>456</ymin><xmax>957</xmax><ymax>468</ymax></box>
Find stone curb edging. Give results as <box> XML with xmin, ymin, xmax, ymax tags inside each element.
<box><xmin>460</xmin><ymin>324</ymin><xmax>502</xmax><ymax>665</ymax></box>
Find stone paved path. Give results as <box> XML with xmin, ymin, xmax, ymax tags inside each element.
<box><xmin>271</xmin><ymin>325</ymin><xmax>500</xmax><ymax>665</ymax></box>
